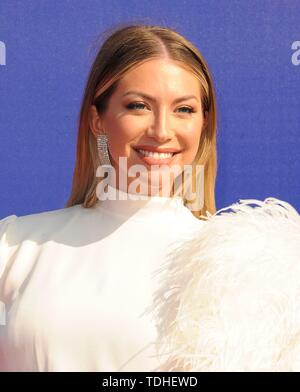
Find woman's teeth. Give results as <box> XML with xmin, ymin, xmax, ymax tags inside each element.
<box><xmin>137</xmin><ymin>149</ymin><xmax>174</xmax><ymax>159</ymax></box>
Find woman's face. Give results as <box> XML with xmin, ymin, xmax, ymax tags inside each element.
<box><xmin>90</xmin><ymin>58</ymin><xmax>208</xmax><ymax>196</ymax></box>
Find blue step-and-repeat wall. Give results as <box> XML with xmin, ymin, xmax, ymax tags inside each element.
<box><xmin>0</xmin><ymin>0</ymin><xmax>299</xmax><ymax>218</ymax></box>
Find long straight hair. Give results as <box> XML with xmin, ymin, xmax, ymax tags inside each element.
<box><xmin>65</xmin><ymin>24</ymin><xmax>218</xmax><ymax>221</ymax></box>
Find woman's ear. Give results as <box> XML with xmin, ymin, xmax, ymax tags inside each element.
<box><xmin>89</xmin><ymin>105</ymin><xmax>104</xmax><ymax>138</ymax></box>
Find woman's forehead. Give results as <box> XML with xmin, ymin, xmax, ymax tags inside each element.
<box><xmin>115</xmin><ymin>60</ymin><xmax>202</xmax><ymax>98</ymax></box>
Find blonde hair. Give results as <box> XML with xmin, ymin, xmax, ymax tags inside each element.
<box><xmin>65</xmin><ymin>23</ymin><xmax>218</xmax><ymax>221</ymax></box>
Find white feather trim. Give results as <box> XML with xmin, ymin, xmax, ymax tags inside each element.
<box><xmin>146</xmin><ymin>197</ymin><xmax>300</xmax><ymax>371</ymax></box>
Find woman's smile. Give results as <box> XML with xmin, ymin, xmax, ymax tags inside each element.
<box><xmin>132</xmin><ymin>146</ymin><xmax>182</xmax><ymax>166</ymax></box>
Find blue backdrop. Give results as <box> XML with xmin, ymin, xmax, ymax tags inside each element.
<box><xmin>0</xmin><ymin>0</ymin><xmax>299</xmax><ymax>218</ymax></box>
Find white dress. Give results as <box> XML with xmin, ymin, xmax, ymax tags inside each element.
<box><xmin>0</xmin><ymin>184</ymin><xmax>205</xmax><ymax>372</ymax></box>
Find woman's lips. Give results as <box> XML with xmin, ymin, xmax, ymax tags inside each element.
<box><xmin>133</xmin><ymin>148</ymin><xmax>180</xmax><ymax>166</ymax></box>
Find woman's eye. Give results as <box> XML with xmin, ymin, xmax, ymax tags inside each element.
<box><xmin>126</xmin><ymin>102</ymin><xmax>147</xmax><ymax>110</ymax></box>
<box><xmin>126</xmin><ymin>102</ymin><xmax>195</xmax><ymax>114</ymax></box>
<box><xmin>177</xmin><ymin>106</ymin><xmax>195</xmax><ymax>114</ymax></box>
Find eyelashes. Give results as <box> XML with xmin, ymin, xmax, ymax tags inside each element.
<box><xmin>126</xmin><ymin>102</ymin><xmax>196</xmax><ymax>114</ymax></box>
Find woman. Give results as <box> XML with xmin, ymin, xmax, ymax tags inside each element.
<box><xmin>0</xmin><ymin>24</ymin><xmax>217</xmax><ymax>371</ymax></box>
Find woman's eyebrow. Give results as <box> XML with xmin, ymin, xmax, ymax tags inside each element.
<box><xmin>122</xmin><ymin>91</ymin><xmax>199</xmax><ymax>103</ymax></box>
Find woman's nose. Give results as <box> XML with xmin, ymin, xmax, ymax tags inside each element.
<box><xmin>145</xmin><ymin>110</ymin><xmax>174</xmax><ymax>143</ymax></box>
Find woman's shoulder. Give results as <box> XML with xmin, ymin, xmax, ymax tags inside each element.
<box><xmin>164</xmin><ymin>206</ymin><xmax>208</xmax><ymax>253</ymax></box>
<box><xmin>0</xmin><ymin>214</ymin><xmax>18</xmax><ymax>239</ymax></box>
<box><xmin>0</xmin><ymin>204</ymin><xmax>85</xmax><ymax>302</ymax></box>
<box><xmin>0</xmin><ymin>214</ymin><xmax>19</xmax><ymax>278</ymax></box>
<box><xmin>181</xmin><ymin>206</ymin><xmax>208</xmax><ymax>232</ymax></box>
<box><xmin>0</xmin><ymin>204</ymin><xmax>83</xmax><ymax>244</ymax></box>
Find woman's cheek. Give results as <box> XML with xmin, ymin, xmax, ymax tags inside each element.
<box><xmin>117</xmin><ymin>116</ymin><xmax>146</xmax><ymax>139</ymax></box>
<box><xmin>183</xmin><ymin>136</ymin><xmax>202</xmax><ymax>164</ymax></box>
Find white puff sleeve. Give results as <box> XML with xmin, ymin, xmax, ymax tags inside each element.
<box><xmin>148</xmin><ymin>197</ymin><xmax>300</xmax><ymax>371</ymax></box>
<box><xmin>0</xmin><ymin>214</ymin><xmax>18</xmax><ymax>325</ymax></box>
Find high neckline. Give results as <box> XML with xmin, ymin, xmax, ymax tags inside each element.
<box><xmin>94</xmin><ymin>182</ymin><xmax>187</xmax><ymax>221</ymax></box>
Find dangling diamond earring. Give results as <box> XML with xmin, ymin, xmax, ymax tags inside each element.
<box><xmin>96</xmin><ymin>134</ymin><xmax>112</xmax><ymax>166</ymax></box>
